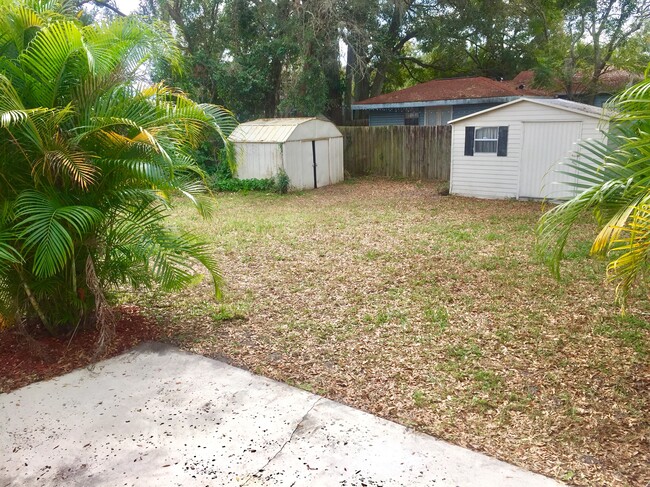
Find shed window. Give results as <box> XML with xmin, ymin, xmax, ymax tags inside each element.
<box><xmin>474</xmin><ymin>127</ymin><xmax>499</xmax><ymax>153</ymax></box>
<box><xmin>404</xmin><ymin>111</ymin><xmax>419</xmax><ymax>126</ymax></box>
<box><xmin>464</xmin><ymin>125</ymin><xmax>508</xmax><ymax>157</ymax></box>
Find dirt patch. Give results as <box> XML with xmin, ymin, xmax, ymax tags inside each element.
<box><xmin>0</xmin><ymin>306</ymin><xmax>160</xmax><ymax>393</ymax></box>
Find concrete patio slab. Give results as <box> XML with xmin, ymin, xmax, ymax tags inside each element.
<box><xmin>0</xmin><ymin>342</ymin><xmax>563</xmax><ymax>486</ymax></box>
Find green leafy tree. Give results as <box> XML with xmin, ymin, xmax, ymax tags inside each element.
<box><xmin>535</xmin><ymin>0</ymin><xmax>650</xmax><ymax>99</ymax></box>
<box><xmin>0</xmin><ymin>0</ymin><xmax>237</xmax><ymax>341</ymax></box>
<box><xmin>142</xmin><ymin>0</ymin><xmax>300</xmax><ymax>120</ymax></box>
<box><xmin>537</xmin><ymin>69</ymin><xmax>650</xmax><ymax>306</ymax></box>
<box><xmin>417</xmin><ymin>0</ymin><xmax>543</xmax><ymax>80</ymax></box>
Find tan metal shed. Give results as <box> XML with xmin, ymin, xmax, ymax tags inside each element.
<box><xmin>228</xmin><ymin>118</ymin><xmax>344</xmax><ymax>190</ymax></box>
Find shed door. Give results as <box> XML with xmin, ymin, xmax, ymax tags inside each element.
<box><xmin>315</xmin><ymin>140</ymin><xmax>330</xmax><ymax>187</ymax></box>
<box><xmin>300</xmin><ymin>140</ymin><xmax>330</xmax><ymax>189</ymax></box>
<box><xmin>520</xmin><ymin>121</ymin><xmax>582</xmax><ymax>199</ymax></box>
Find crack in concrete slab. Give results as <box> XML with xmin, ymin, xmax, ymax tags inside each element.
<box><xmin>3</xmin><ymin>345</ymin><xmax>565</xmax><ymax>487</ymax></box>
<box><xmin>242</xmin><ymin>397</ymin><xmax>323</xmax><ymax>485</ymax></box>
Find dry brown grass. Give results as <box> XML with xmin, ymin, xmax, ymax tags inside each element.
<box><xmin>134</xmin><ymin>178</ymin><xmax>649</xmax><ymax>486</ymax></box>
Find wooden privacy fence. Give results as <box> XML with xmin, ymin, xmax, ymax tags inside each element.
<box><xmin>339</xmin><ymin>125</ymin><xmax>451</xmax><ymax>181</ymax></box>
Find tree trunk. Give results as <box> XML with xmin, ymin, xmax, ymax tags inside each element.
<box><xmin>323</xmin><ymin>36</ymin><xmax>343</xmax><ymax>123</ymax></box>
<box><xmin>344</xmin><ymin>42</ymin><xmax>356</xmax><ymax>121</ymax></box>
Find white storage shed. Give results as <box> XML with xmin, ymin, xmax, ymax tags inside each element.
<box><xmin>228</xmin><ymin>118</ymin><xmax>344</xmax><ymax>190</ymax></box>
<box><xmin>449</xmin><ymin>98</ymin><xmax>608</xmax><ymax>200</ymax></box>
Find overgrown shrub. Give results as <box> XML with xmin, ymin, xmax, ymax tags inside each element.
<box><xmin>275</xmin><ymin>168</ymin><xmax>290</xmax><ymax>194</ymax></box>
<box><xmin>209</xmin><ymin>159</ymin><xmax>289</xmax><ymax>194</ymax></box>
<box><xmin>0</xmin><ymin>1</ymin><xmax>237</xmax><ymax>340</ymax></box>
<box><xmin>214</xmin><ymin>178</ymin><xmax>275</xmax><ymax>192</ymax></box>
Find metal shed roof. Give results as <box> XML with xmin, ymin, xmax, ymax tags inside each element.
<box><xmin>449</xmin><ymin>97</ymin><xmax>609</xmax><ymax>124</ymax></box>
<box><xmin>229</xmin><ymin>117</ymin><xmax>342</xmax><ymax>143</ymax></box>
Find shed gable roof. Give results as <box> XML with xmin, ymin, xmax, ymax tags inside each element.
<box><xmin>229</xmin><ymin>117</ymin><xmax>342</xmax><ymax>143</ymax></box>
<box><xmin>353</xmin><ymin>76</ymin><xmax>547</xmax><ymax>107</ymax></box>
<box><xmin>448</xmin><ymin>97</ymin><xmax>609</xmax><ymax>124</ymax></box>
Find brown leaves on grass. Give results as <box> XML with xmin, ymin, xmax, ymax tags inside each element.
<box><xmin>137</xmin><ymin>179</ymin><xmax>649</xmax><ymax>486</ymax></box>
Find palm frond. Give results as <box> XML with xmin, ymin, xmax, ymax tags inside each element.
<box><xmin>537</xmin><ymin>72</ymin><xmax>650</xmax><ymax>305</ymax></box>
<box><xmin>19</xmin><ymin>19</ymin><xmax>88</xmax><ymax>106</ymax></box>
<box><xmin>0</xmin><ymin>230</ymin><xmax>22</xmax><ymax>265</ymax></box>
<box><xmin>14</xmin><ymin>190</ymin><xmax>102</xmax><ymax>277</ymax></box>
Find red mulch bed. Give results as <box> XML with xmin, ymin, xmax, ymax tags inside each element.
<box><xmin>0</xmin><ymin>305</ymin><xmax>161</xmax><ymax>394</ymax></box>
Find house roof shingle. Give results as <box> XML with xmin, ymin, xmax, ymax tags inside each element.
<box><xmin>354</xmin><ymin>76</ymin><xmax>547</xmax><ymax>106</ymax></box>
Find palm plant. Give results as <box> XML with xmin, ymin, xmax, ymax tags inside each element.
<box><xmin>0</xmin><ymin>0</ymin><xmax>237</xmax><ymax>340</ymax></box>
<box><xmin>537</xmin><ymin>69</ymin><xmax>650</xmax><ymax>306</ymax></box>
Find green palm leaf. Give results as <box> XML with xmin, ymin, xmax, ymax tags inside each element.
<box><xmin>14</xmin><ymin>191</ymin><xmax>102</xmax><ymax>277</ymax></box>
<box><xmin>20</xmin><ymin>20</ymin><xmax>88</xmax><ymax>106</ymax></box>
<box><xmin>537</xmin><ymin>73</ymin><xmax>650</xmax><ymax>306</ymax></box>
<box><xmin>0</xmin><ymin>231</ymin><xmax>22</xmax><ymax>265</ymax></box>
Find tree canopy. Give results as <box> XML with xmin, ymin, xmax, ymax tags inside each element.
<box><xmin>133</xmin><ymin>0</ymin><xmax>649</xmax><ymax>123</ymax></box>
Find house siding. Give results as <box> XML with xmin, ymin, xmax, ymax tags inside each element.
<box><xmin>369</xmin><ymin>109</ymin><xmax>425</xmax><ymax>126</ymax></box>
<box><xmin>451</xmin><ymin>102</ymin><xmax>501</xmax><ymax>120</ymax></box>
<box><xmin>369</xmin><ymin>111</ymin><xmax>405</xmax><ymax>126</ymax></box>
<box><xmin>368</xmin><ymin>103</ymin><xmax>502</xmax><ymax>126</ymax></box>
<box><xmin>450</xmin><ymin>101</ymin><xmax>607</xmax><ymax>200</ymax></box>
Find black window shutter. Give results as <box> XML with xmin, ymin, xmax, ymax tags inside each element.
<box><xmin>464</xmin><ymin>127</ymin><xmax>475</xmax><ymax>156</ymax></box>
<box><xmin>497</xmin><ymin>126</ymin><xmax>508</xmax><ymax>157</ymax></box>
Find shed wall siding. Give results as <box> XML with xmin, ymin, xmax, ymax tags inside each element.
<box><xmin>451</xmin><ymin>121</ymin><xmax>522</xmax><ymax>198</ymax></box>
<box><xmin>450</xmin><ymin>101</ymin><xmax>607</xmax><ymax>199</ymax></box>
<box><xmin>283</xmin><ymin>141</ymin><xmax>311</xmax><ymax>190</ymax></box>
<box><xmin>289</xmin><ymin>120</ymin><xmax>342</xmax><ymax>141</ymax></box>
<box><xmin>231</xmin><ymin>121</ymin><xmax>345</xmax><ymax>190</ymax></box>
<box><xmin>329</xmin><ymin>137</ymin><xmax>344</xmax><ymax>184</ymax></box>
<box><xmin>234</xmin><ymin>142</ymin><xmax>282</xmax><ymax>179</ymax></box>
<box><xmin>519</xmin><ymin>121</ymin><xmax>582</xmax><ymax>199</ymax></box>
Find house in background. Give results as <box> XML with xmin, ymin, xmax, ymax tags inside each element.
<box><xmin>351</xmin><ymin>76</ymin><xmax>549</xmax><ymax>127</ymax></box>
<box><xmin>351</xmin><ymin>69</ymin><xmax>638</xmax><ymax>127</ymax></box>
<box><xmin>448</xmin><ymin>97</ymin><xmax>608</xmax><ymax>200</ymax></box>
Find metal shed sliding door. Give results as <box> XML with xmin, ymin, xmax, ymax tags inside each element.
<box><xmin>301</xmin><ymin>140</ymin><xmax>330</xmax><ymax>189</ymax></box>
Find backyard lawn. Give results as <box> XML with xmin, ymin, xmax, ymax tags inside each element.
<box><xmin>135</xmin><ymin>178</ymin><xmax>648</xmax><ymax>486</ymax></box>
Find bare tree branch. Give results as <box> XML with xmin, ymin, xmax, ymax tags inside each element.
<box><xmin>77</xmin><ymin>0</ymin><xmax>127</xmax><ymax>17</ymax></box>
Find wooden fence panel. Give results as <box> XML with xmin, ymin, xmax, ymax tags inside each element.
<box><xmin>340</xmin><ymin>125</ymin><xmax>451</xmax><ymax>181</ymax></box>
